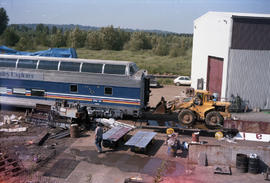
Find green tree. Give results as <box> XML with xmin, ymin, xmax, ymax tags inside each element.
<box><xmin>51</xmin><ymin>30</ymin><xmax>66</xmax><ymax>47</ymax></box>
<box><xmin>36</xmin><ymin>24</ymin><xmax>45</xmax><ymax>33</ymax></box>
<box><xmin>118</xmin><ymin>29</ymin><xmax>130</xmax><ymax>50</ymax></box>
<box><xmin>15</xmin><ymin>35</ymin><xmax>34</xmax><ymax>50</ymax></box>
<box><xmin>169</xmin><ymin>44</ymin><xmax>179</xmax><ymax>57</ymax></box>
<box><xmin>150</xmin><ymin>35</ymin><xmax>159</xmax><ymax>48</ymax></box>
<box><xmin>0</xmin><ymin>8</ymin><xmax>9</xmax><ymax>35</ymax></box>
<box><xmin>85</xmin><ymin>31</ymin><xmax>102</xmax><ymax>50</ymax></box>
<box><xmin>21</xmin><ymin>25</ymin><xmax>30</xmax><ymax>32</ymax></box>
<box><xmin>100</xmin><ymin>26</ymin><xmax>122</xmax><ymax>50</ymax></box>
<box><xmin>124</xmin><ymin>32</ymin><xmax>151</xmax><ymax>51</ymax></box>
<box><xmin>51</xmin><ymin>26</ymin><xmax>58</xmax><ymax>34</ymax></box>
<box><xmin>63</xmin><ymin>30</ymin><xmax>70</xmax><ymax>47</ymax></box>
<box><xmin>153</xmin><ymin>37</ymin><xmax>169</xmax><ymax>56</ymax></box>
<box><xmin>1</xmin><ymin>28</ymin><xmax>20</xmax><ymax>46</ymax></box>
<box><xmin>69</xmin><ymin>27</ymin><xmax>86</xmax><ymax>48</ymax></box>
<box><xmin>35</xmin><ymin>32</ymin><xmax>50</xmax><ymax>46</ymax></box>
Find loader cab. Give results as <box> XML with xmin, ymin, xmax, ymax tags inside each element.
<box><xmin>194</xmin><ymin>93</ymin><xmax>203</xmax><ymax>105</ymax></box>
<box><xmin>193</xmin><ymin>90</ymin><xmax>211</xmax><ymax>105</ymax></box>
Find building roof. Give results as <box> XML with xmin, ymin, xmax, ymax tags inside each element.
<box><xmin>195</xmin><ymin>11</ymin><xmax>270</xmax><ymax>24</ymax></box>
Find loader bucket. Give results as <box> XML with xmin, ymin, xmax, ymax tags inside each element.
<box><xmin>153</xmin><ymin>97</ymin><xmax>167</xmax><ymax>114</ymax></box>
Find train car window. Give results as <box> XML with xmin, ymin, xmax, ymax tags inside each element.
<box><xmin>31</xmin><ymin>89</ymin><xmax>45</xmax><ymax>97</ymax></box>
<box><xmin>38</xmin><ymin>60</ymin><xmax>59</xmax><ymax>70</ymax></box>
<box><xmin>0</xmin><ymin>87</ymin><xmax>7</xmax><ymax>94</ymax></box>
<box><xmin>104</xmin><ymin>87</ymin><xmax>112</xmax><ymax>95</ymax></box>
<box><xmin>129</xmin><ymin>65</ymin><xmax>136</xmax><ymax>75</ymax></box>
<box><xmin>13</xmin><ymin>88</ymin><xmax>26</xmax><ymax>95</ymax></box>
<box><xmin>0</xmin><ymin>58</ymin><xmax>17</xmax><ymax>67</ymax></box>
<box><xmin>60</xmin><ymin>61</ymin><xmax>80</xmax><ymax>72</ymax></box>
<box><xmin>104</xmin><ymin>64</ymin><xmax>126</xmax><ymax>75</ymax></box>
<box><xmin>70</xmin><ymin>84</ymin><xmax>78</xmax><ymax>93</ymax></box>
<box><xmin>81</xmin><ymin>63</ymin><xmax>103</xmax><ymax>73</ymax></box>
<box><xmin>131</xmin><ymin>64</ymin><xmax>139</xmax><ymax>74</ymax></box>
<box><xmin>17</xmin><ymin>59</ymin><xmax>37</xmax><ymax>69</ymax></box>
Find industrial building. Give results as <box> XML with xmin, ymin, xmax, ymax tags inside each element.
<box><xmin>191</xmin><ymin>11</ymin><xmax>270</xmax><ymax>109</ymax></box>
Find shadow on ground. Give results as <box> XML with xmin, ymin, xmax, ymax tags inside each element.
<box><xmin>69</xmin><ymin>148</ymin><xmax>185</xmax><ymax>177</ymax></box>
<box><xmin>146</xmin><ymin>139</ymin><xmax>165</xmax><ymax>156</ymax></box>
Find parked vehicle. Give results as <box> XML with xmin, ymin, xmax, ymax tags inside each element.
<box><xmin>149</xmin><ymin>75</ymin><xmax>162</xmax><ymax>88</ymax></box>
<box><xmin>0</xmin><ymin>54</ymin><xmax>150</xmax><ymax>118</ymax></box>
<box><xmin>173</xmin><ymin>76</ymin><xmax>191</xmax><ymax>86</ymax></box>
<box><xmin>154</xmin><ymin>90</ymin><xmax>231</xmax><ymax>128</ymax></box>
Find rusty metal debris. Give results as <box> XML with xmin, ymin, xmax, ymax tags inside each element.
<box><xmin>48</xmin><ymin>130</ymin><xmax>70</xmax><ymax>140</ymax></box>
<box><xmin>214</xmin><ymin>166</ymin><xmax>232</xmax><ymax>175</ymax></box>
<box><xmin>95</xmin><ymin>118</ymin><xmax>135</xmax><ymax>129</ymax></box>
<box><xmin>0</xmin><ymin>127</ymin><xmax>27</xmax><ymax>132</ymax></box>
<box><xmin>0</xmin><ymin>149</ymin><xmax>25</xmax><ymax>182</ymax></box>
<box><xmin>3</xmin><ymin>114</ymin><xmax>23</xmax><ymax>125</ymax></box>
<box><xmin>37</xmin><ymin>132</ymin><xmax>50</xmax><ymax>146</ymax></box>
<box><xmin>25</xmin><ymin>104</ymin><xmax>71</xmax><ymax>129</ymax></box>
<box><xmin>224</xmin><ymin>120</ymin><xmax>270</xmax><ymax>134</ymax></box>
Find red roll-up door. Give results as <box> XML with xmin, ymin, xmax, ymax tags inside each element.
<box><xmin>207</xmin><ymin>56</ymin><xmax>223</xmax><ymax>99</ymax></box>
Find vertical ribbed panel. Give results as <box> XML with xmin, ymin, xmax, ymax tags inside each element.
<box><xmin>227</xmin><ymin>49</ymin><xmax>270</xmax><ymax>109</ymax></box>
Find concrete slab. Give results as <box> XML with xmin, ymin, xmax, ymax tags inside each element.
<box><xmin>34</xmin><ymin>129</ymin><xmax>270</xmax><ymax>183</ymax></box>
<box><xmin>231</xmin><ymin>112</ymin><xmax>270</xmax><ymax>122</ymax></box>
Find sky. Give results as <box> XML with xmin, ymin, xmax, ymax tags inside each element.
<box><xmin>0</xmin><ymin>0</ymin><xmax>270</xmax><ymax>33</ymax></box>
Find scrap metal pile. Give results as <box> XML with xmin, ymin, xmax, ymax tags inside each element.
<box><xmin>0</xmin><ymin>148</ymin><xmax>25</xmax><ymax>182</ymax></box>
<box><xmin>25</xmin><ymin>104</ymin><xmax>72</xmax><ymax>129</ymax></box>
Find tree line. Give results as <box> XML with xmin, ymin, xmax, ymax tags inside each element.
<box><xmin>0</xmin><ymin>8</ymin><xmax>192</xmax><ymax>57</ymax></box>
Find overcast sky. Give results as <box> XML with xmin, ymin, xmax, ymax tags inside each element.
<box><xmin>1</xmin><ymin>0</ymin><xmax>270</xmax><ymax>33</ymax></box>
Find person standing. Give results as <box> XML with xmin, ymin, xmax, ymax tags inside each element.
<box><xmin>95</xmin><ymin>123</ymin><xmax>103</xmax><ymax>153</ymax></box>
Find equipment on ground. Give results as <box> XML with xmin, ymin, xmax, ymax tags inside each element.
<box><xmin>125</xmin><ymin>131</ymin><xmax>156</xmax><ymax>153</ymax></box>
<box><xmin>154</xmin><ymin>89</ymin><xmax>231</xmax><ymax>128</ymax></box>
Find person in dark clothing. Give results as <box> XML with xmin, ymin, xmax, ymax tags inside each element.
<box><xmin>95</xmin><ymin>123</ymin><xmax>103</xmax><ymax>153</ymax></box>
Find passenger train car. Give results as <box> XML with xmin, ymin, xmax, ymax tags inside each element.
<box><xmin>0</xmin><ymin>54</ymin><xmax>150</xmax><ymax>118</ymax></box>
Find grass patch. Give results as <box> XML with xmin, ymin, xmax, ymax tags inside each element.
<box><xmin>77</xmin><ymin>49</ymin><xmax>191</xmax><ymax>76</ymax></box>
<box><xmin>157</xmin><ymin>78</ymin><xmax>174</xmax><ymax>85</ymax></box>
<box><xmin>25</xmin><ymin>47</ymin><xmax>191</xmax><ymax>76</ymax></box>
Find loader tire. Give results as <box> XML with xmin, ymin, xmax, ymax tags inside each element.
<box><xmin>178</xmin><ymin>109</ymin><xmax>195</xmax><ymax>126</ymax></box>
<box><xmin>205</xmin><ymin>111</ymin><xmax>223</xmax><ymax>127</ymax></box>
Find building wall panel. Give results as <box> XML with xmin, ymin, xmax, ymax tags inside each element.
<box><xmin>227</xmin><ymin>49</ymin><xmax>270</xmax><ymax>109</ymax></box>
<box><xmin>232</xmin><ymin>17</ymin><xmax>270</xmax><ymax>50</ymax></box>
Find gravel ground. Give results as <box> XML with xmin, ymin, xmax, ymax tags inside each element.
<box><xmin>149</xmin><ymin>85</ymin><xmax>189</xmax><ymax>107</ymax></box>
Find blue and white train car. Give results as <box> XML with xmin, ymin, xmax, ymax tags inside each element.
<box><xmin>0</xmin><ymin>54</ymin><xmax>150</xmax><ymax>118</ymax></box>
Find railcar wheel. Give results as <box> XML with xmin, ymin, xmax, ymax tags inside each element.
<box><xmin>178</xmin><ymin>109</ymin><xmax>195</xmax><ymax>126</ymax></box>
<box><xmin>205</xmin><ymin>111</ymin><xmax>223</xmax><ymax>127</ymax></box>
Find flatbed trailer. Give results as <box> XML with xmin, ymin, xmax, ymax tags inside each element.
<box><xmin>139</xmin><ymin>120</ymin><xmax>237</xmax><ymax>137</ymax></box>
<box><xmin>138</xmin><ymin>119</ymin><xmax>270</xmax><ymax>142</ymax></box>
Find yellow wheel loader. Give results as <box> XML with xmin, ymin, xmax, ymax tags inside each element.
<box><xmin>154</xmin><ymin>90</ymin><xmax>231</xmax><ymax>128</ymax></box>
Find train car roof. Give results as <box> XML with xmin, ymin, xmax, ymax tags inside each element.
<box><xmin>0</xmin><ymin>54</ymin><xmax>134</xmax><ymax>65</ymax></box>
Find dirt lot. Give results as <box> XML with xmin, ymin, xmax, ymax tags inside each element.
<box><xmin>149</xmin><ymin>85</ymin><xmax>188</xmax><ymax>108</ymax></box>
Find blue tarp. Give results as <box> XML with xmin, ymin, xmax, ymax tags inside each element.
<box><xmin>0</xmin><ymin>46</ymin><xmax>17</xmax><ymax>54</ymax></box>
<box><xmin>0</xmin><ymin>46</ymin><xmax>77</xmax><ymax>58</ymax></box>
